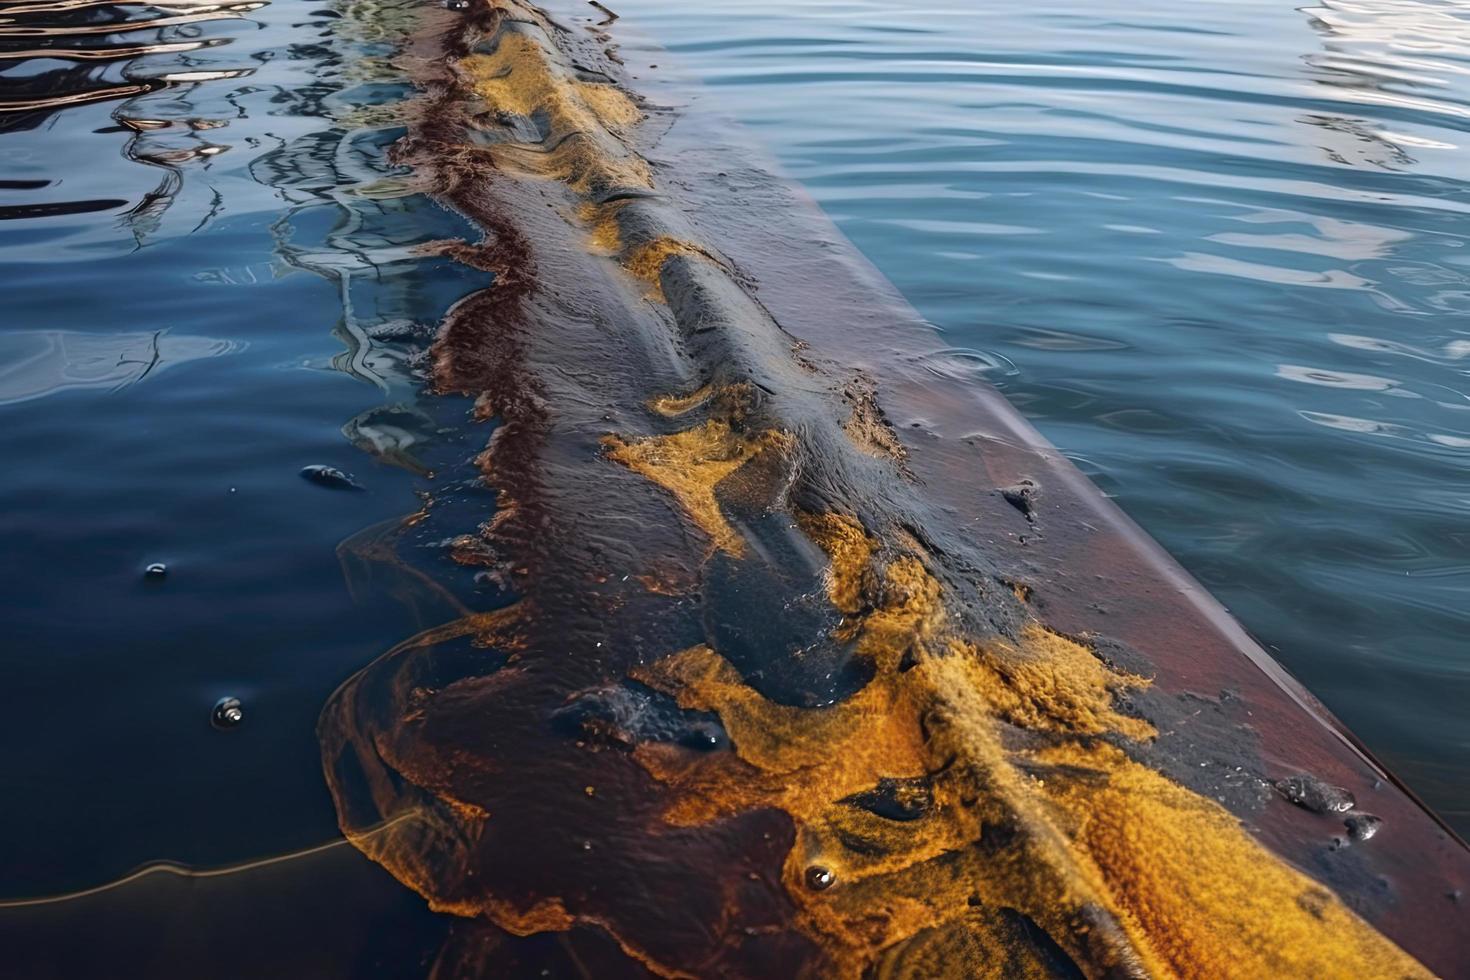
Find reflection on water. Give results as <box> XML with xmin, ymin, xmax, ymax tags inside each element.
<box><xmin>611</xmin><ymin>0</ymin><xmax>1470</xmax><ymax>832</ymax></box>
<box><xmin>0</xmin><ymin>0</ymin><xmax>473</xmax><ymax>972</ymax></box>
<box><xmin>0</xmin><ymin>0</ymin><xmax>264</xmax><ymax>125</ymax></box>
<box><xmin>0</xmin><ymin>328</ymin><xmax>240</xmax><ymax>404</ymax></box>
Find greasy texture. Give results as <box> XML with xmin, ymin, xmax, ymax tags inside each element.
<box><xmin>318</xmin><ymin>0</ymin><xmax>1464</xmax><ymax>976</ymax></box>
<box><xmin>632</xmin><ymin>541</ymin><xmax>1422</xmax><ymax>977</ymax></box>
<box><xmin>604</xmin><ymin>420</ymin><xmax>792</xmax><ymax>557</ymax></box>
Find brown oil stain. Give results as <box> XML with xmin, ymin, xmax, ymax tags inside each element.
<box><xmin>648</xmin><ymin>384</ymin><xmax>713</xmax><ymax>418</ymax></box>
<box><xmin>842</xmin><ymin>386</ymin><xmax>909</xmax><ymax>464</ymax></box>
<box><xmin>633</xmin><ymin>529</ymin><xmax>1427</xmax><ymax>978</ymax></box>
<box><xmin>316</xmin><ymin>0</ymin><xmax>1445</xmax><ymax>975</ymax></box>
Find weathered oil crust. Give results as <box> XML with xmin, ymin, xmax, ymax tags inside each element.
<box><xmin>318</xmin><ymin>1</ymin><xmax>1467</xmax><ymax>976</ymax></box>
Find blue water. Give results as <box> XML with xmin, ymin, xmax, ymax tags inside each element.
<box><xmin>0</xmin><ymin>0</ymin><xmax>467</xmax><ymax>960</ymax></box>
<box><xmin>0</xmin><ymin>0</ymin><xmax>1466</xmax><ymax>968</ymax></box>
<box><xmin>611</xmin><ymin>0</ymin><xmax>1470</xmax><ymax>831</ymax></box>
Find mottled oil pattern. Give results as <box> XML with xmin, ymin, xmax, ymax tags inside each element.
<box><xmin>316</xmin><ymin>3</ymin><xmax>1442</xmax><ymax>975</ymax></box>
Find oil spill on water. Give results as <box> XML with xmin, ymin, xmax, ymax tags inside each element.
<box><xmin>0</xmin><ymin>0</ymin><xmax>1467</xmax><ymax>976</ymax></box>
<box><xmin>314</xmin><ymin>0</ymin><xmax>1464</xmax><ymax>975</ymax></box>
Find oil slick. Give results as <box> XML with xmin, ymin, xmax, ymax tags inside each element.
<box><xmin>315</xmin><ymin>0</ymin><xmax>1464</xmax><ymax>976</ymax></box>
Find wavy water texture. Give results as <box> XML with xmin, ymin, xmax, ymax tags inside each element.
<box><xmin>0</xmin><ymin>0</ymin><xmax>483</xmax><ymax>971</ymax></box>
<box><xmin>0</xmin><ymin>0</ymin><xmax>266</xmax><ymax>126</ymax></box>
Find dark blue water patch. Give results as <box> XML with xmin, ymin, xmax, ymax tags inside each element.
<box><xmin>0</xmin><ymin>0</ymin><xmax>500</xmax><ymax>910</ymax></box>
<box><xmin>0</xmin><ymin>242</ymin><xmax>432</xmax><ymax>893</ymax></box>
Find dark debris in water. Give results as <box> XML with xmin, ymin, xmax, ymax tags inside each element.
<box><xmin>842</xmin><ymin>777</ymin><xmax>934</xmax><ymax>822</ymax></box>
<box><xmin>1345</xmin><ymin>812</ymin><xmax>1383</xmax><ymax>842</ymax></box>
<box><xmin>1276</xmin><ymin>773</ymin><xmax>1356</xmax><ymax>815</ymax></box>
<box><xmin>999</xmin><ymin>479</ymin><xmax>1041</xmax><ymax>521</ymax></box>
<box><xmin>366</xmin><ymin>320</ymin><xmax>437</xmax><ymax>344</ymax></box>
<box><xmin>552</xmin><ymin>681</ymin><xmax>729</xmax><ymax>752</ymax></box>
<box><xmin>212</xmin><ymin>696</ymin><xmax>244</xmax><ymax>730</ymax></box>
<box><xmin>300</xmin><ymin>464</ymin><xmax>364</xmax><ymax>491</ymax></box>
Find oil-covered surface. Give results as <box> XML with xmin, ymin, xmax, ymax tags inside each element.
<box><xmin>608</xmin><ymin>0</ymin><xmax>1470</xmax><ymax>839</ymax></box>
<box><xmin>1</xmin><ymin>0</ymin><xmax>1467</xmax><ymax>976</ymax></box>
<box><xmin>314</xmin><ymin>1</ymin><xmax>1467</xmax><ymax>975</ymax></box>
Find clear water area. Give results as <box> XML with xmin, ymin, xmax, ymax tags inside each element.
<box><xmin>0</xmin><ymin>0</ymin><xmax>471</xmax><ymax>974</ymax></box>
<box><xmin>607</xmin><ymin>0</ymin><xmax>1470</xmax><ymax>833</ymax></box>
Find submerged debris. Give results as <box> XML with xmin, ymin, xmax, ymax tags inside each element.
<box><xmin>551</xmin><ymin>682</ymin><xmax>728</xmax><ymax>751</ymax></box>
<box><xmin>365</xmin><ymin>320</ymin><xmax>436</xmax><ymax>343</ymax></box>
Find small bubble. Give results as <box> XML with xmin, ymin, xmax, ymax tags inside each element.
<box><xmin>144</xmin><ymin>562</ymin><xmax>168</xmax><ymax>579</ymax></box>
<box><xmin>805</xmin><ymin>866</ymin><xmax>835</xmax><ymax>891</ymax></box>
<box><xmin>1345</xmin><ymin>812</ymin><xmax>1383</xmax><ymax>842</ymax></box>
<box><xmin>678</xmin><ymin>726</ymin><xmax>724</xmax><ymax>751</ymax></box>
<box><xmin>212</xmin><ymin>697</ymin><xmax>244</xmax><ymax>729</ymax></box>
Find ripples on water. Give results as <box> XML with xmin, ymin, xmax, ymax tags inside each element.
<box><xmin>611</xmin><ymin>0</ymin><xmax>1470</xmax><ymax>830</ymax></box>
<box><xmin>0</xmin><ymin>0</ymin><xmax>470</xmax><ymax>968</ymax></box>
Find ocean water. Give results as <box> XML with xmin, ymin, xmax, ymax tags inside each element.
<box><xmin>0</xmin><ymin>0</ymin><xmax>455</xmax><ymax>970</ymax></box>
<box><xmin>0</xmin><ymin>0</ymin><xmax>1466</xmax><ymax>970</ymax></box>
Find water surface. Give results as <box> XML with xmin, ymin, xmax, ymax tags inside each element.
<box><xmin>0</xmin><ymin>0</ymin><xmax>459</xmax><ymax>970</ymax></box>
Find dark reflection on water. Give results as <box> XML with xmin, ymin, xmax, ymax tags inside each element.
<box><xmin>0</xmin><ymin>0</ymin><xmax>489</xmax><ymax>972</ymax></box>
<box><xmin>611</xmin><ymin>0</ymin><xmax>1470</xmax><ymax>832</ymax></box>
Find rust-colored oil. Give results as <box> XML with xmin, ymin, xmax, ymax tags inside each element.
<box><xmin>316</xmin><ymin>1</ymin><xmax>1453</xmax><ymax>976</ymax></box>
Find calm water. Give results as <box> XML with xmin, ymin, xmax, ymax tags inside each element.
<box><xmin>0</xmin><ymin>0</ymin><xmax>458</xmax><ymax>970</ymax></box>
<box><xmin>0</xmin><ymin>0</ymin><xmax>1466</xmax><ymax>969</ymax></box>
<box><xmin>611</xmin><ymin>0</ymin><xmax>1470</xmax><ymax>831</ymax></box>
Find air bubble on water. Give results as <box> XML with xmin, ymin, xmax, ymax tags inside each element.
<box><xmin>212</xmin><ymin>696</ymin><xmax>244</xmax><ymax>729</ymax></box>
